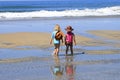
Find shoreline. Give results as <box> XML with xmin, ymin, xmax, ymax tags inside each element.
<box><xmin>0</xmin><ymin>15</ymin><xmax>120</xmax><ymax>22</ymax></box>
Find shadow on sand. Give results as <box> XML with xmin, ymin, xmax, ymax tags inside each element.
<box><xmin>59</xmin><ymin>52</ymin><xmax>85</xmax><ymax>56</ymax></box>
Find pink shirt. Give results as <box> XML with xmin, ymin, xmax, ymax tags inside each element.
<box><xmin>66</xmin><ymin>32</ymin><xmax>74</xmax><ymax>43</ymax></box>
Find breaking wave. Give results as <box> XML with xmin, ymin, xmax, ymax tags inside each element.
<box><xmin>0</xmin><ymin>6</ymin><xmax>120</xmax><ymax>19</ymax></box>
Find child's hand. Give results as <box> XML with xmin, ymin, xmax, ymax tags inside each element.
<box><xmin>50</xmin><ymin>40</ymin><xmax>52</xmax><ymax>44</ymax></box>
<box><xmin>62</xmin><ymin>40</ymin><xmax>64</xmax><ymax>43</ymax></box>
<box><xmin>65</xmin><ymin>41</ymin><xmax>67</xmax><ymax>45</ymax></box>
<box><xmin>74</xmin><ymin>42</ymin><xmax>76</xmax><ymax>46</ymax></box>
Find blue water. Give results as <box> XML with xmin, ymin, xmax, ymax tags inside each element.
<box><xmin>0</xmin><ymin>0</ymin><xmax>120</xmax><ymax>12</ymax></box>
<box><xmin>0</xmin><ymin>0</ymin><xmax>120</xmax><ymax>19</ymax></box>
<box><xmin>0</xmin><ymin>1</ymin><xmax>120</xmax><ymax>80</ymax></box>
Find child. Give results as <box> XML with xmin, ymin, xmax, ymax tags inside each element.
<box><xmin>65</xmin><ymin>26</ymin><xmax>76</xmax><ymax>55</ymax></box>
<box><xmin>50</xmin><ymin>24</ymin><xmax>64</xmax><ymax>56</ymax></box>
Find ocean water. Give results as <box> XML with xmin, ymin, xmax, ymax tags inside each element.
<box><xmin>0</xmin><ymin>1</ymin><xmax>120</xmax><ymax>80</ymax></box>
<box><xmin>0</xmin><ymin>0</ymin><xmax>120</xmax><ymax>19</ymax></box>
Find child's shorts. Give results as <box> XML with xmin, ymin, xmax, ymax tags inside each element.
<box><xmin>54</xmin><ymin>44</ymin><xmax>60</xmax><ymax>49</ymax></box>
<box><xmin>65</xmin><ymin>42</ymin><xmax>73</xmax><ymax>46</ymax></box>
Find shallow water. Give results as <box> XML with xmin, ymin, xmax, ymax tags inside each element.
<box><xmin>0</xmin><ymin>17</ymin><xmax>120</xmax><ymax>34</ymax></box>
<box><xmin>0</xmin><ymin>54</ymin><xmax>120</xmax><ymax>80</ymax></box>
<box><xmin>0</xmin><ymin>48</ymin><xmax>51</xmax><ymax>59</ymax></box>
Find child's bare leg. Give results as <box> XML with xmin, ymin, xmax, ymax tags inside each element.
<box><xmin>56</xmin><ymin>48</ymin><xmax>59</xmax><ymax>56</ymax></box>
<box><xmin>56</xmin><ymin>44</ymin><xmax>60</xmax><ymax>56</ymax></box>
<box><xmin>53</xmin><ymin>49</ymin><xmax>57</xmax><ymax>55</ymax></box>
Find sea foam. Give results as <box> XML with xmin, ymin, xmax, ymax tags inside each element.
<box><xmin>0</xmin><ymin>6</ymin><xmax>120</xmax><ymax>19</ymax></box>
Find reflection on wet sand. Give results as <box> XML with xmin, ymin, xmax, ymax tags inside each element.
<box><xmin>51</xmin><ymin>56</ymin><xmax>64</xmax><ymax>80</ymax></box>
<box><xmin>65</xmin><ymin>56</ymin><xmax>76</xmax><ymax>80</ymax></box>
<box><xmin>51</xmin><ymin>56</ymin><xmax>76</xmax><ymax>80</ymax></box>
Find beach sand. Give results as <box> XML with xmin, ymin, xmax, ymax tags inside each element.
<box><xmin>88</xmin><ymin>30</ymin><xmax>120</xmax><ymax>41</ymax></box>
<box><xmin>0</xmin><ymin>32</ymin><xmax>51</xmax><ymax>49</ymax></box>
<box><xmin>0</xmin><ymin>18</ymin><xmax>120</xmax><ymax>80</ymax></box>
<box><xmin>0</xmin><ymin>32</ymin><xmax>92</xmax><ymax>49</ymax></box>
<box><xmin>0</xmin><ymin>30</ymin><xmax>120</xmax><ymax>54</ymax></box>
<box><xmin>0</xmin><ymin>36</ymin><xmax>120</xmax><ymax>80</ymax></box>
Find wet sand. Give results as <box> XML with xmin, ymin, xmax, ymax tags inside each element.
<box><xmin>0</xmin><ymin>32</ymin><xmax>51</xmax><ymax>49</ymax></box>
<box><xmin>0</xmin><ymin>18</ymin><xmax>120</xmax><ymax>80</ymax></box>
<box><xmin>88</xmin><ymin>30</ymin><xmax>120</xmax><ymax>41</ymax></box>
<box><xmin>0</xmin><ymin>30</ymin><xmax>120</xmax><ymax>55</ymax></box>
<box><xmin>0</xmin><ymin>54</ymin><xmax>120</xmax><ymax>80</ymax></box>
<box><xmin>0</xmin><ymin>32</ymin><xmax>92</xmax><ymax>49</ymax></box>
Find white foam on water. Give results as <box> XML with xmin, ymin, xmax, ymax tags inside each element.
<box><xmin>0</xmin><ymin>6</ymin><xmax>120</xmax><ymax>19</ymax></box>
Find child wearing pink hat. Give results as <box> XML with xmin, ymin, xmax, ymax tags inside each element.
<box><xmin>65</xmin><ymin>26</ymin><xmax>76</xmax><ymax>55</ymax></box>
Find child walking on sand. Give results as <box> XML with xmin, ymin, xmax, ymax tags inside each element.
<box><xmin>50</xmin><ymin>24</ymin><xmax>64</xmax><ymax>56</ymax></box>
<box><xmin>65</xmin><ymin>26</ymin><xmax>76</xmax><ymax>56</ymax></box>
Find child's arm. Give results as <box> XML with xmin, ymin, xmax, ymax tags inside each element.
<box><xmin>61</xmin><ymin>31</ymin><xmax>64</xmax><ymax>43</ymax></box>
<box><xmin>50</xmin><ymin>32</ymin><xmax>54</xmax><ymax>44</ymax></box>
<box><xmin>73</xmin><ymin>34</ymin><xmax>76</xmax><ymax>45</ymax></box>
<box><xmin>61</xmin><ymin>38</ymin><xmax>63</xmax><ymax>44</ymax></box>
<box><xmin>50</xmin><ymin>38</ymin><xmax>52</xmax><ymax>44</ymax></box>
<box><xmin>64</xmin><ymin>35</ymin><xmax>67</xmax><ymax>45</ymax></box>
